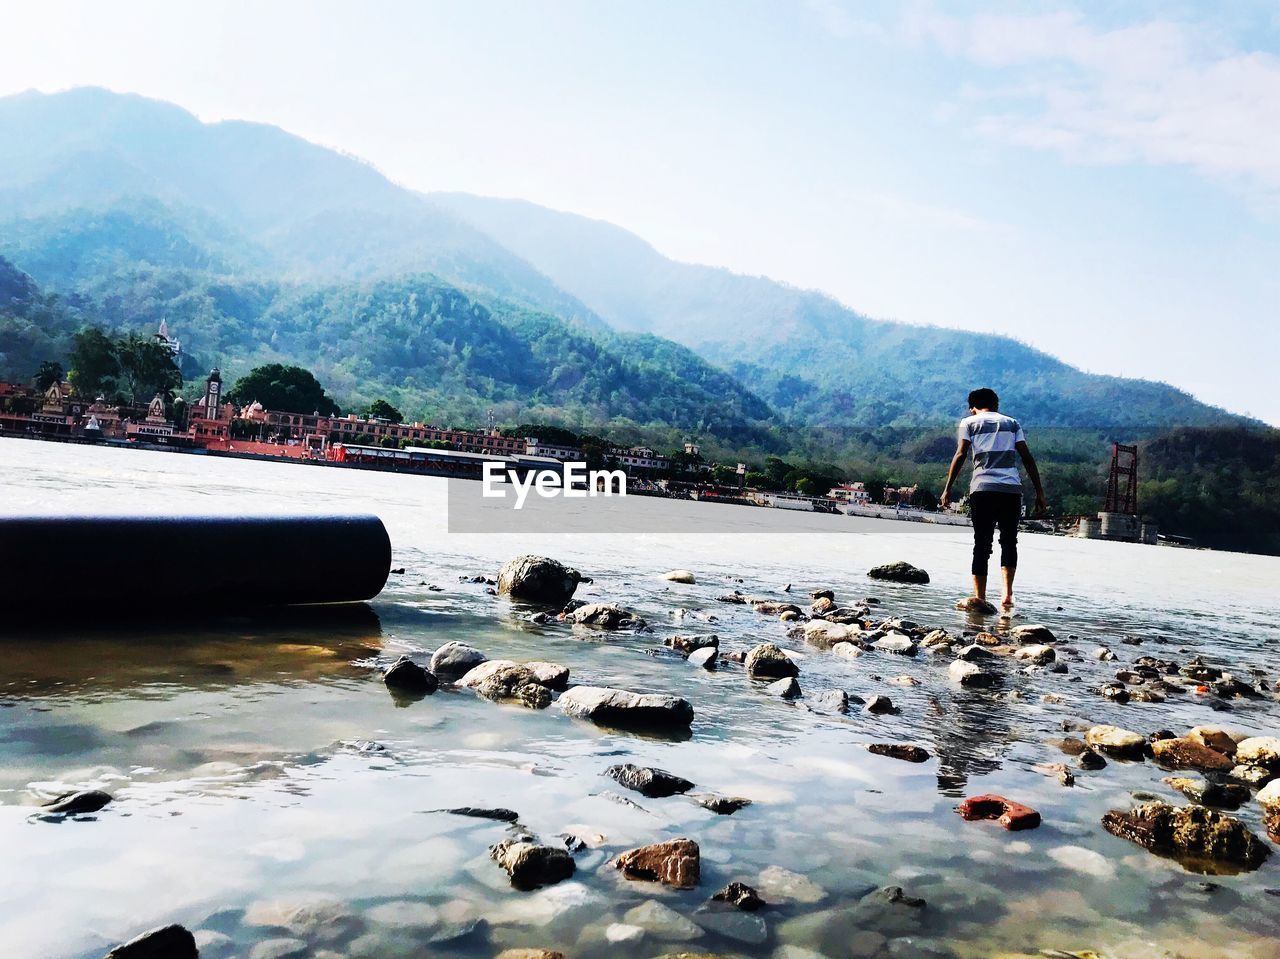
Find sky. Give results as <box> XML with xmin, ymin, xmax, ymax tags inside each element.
<box><xmin>3</xmin><ymin>0</ymin><xmax>1278</xmax><ymax>423</ymax></box>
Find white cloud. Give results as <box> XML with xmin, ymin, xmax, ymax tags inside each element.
<box><xmin>903</xmin><ymin>11</ymin><xmax>1280</xmax><ymax>196</ymax></box>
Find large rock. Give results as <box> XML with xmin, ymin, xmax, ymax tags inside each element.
<box><xmin>1084</xmin><ymin>725</ymin><xmax>1147</xmax><ymax>759</ymax></box>
<box><xmin>557</xmin><ymin>686</ymin><xmax>693</xmax><ymax>731</ymax></box>
<box><xmin>614</xmin><ymin>838</ymin><xmax>700</xmax><ymax>889</ymax></box>
<box><xmin>429</xmin><ymin>642</ymin><xmax>487</xmax><ymax>679</ymax></box>
<box><xmin>744</xmin><ymin>643</ymin><xmax>799</xmax><ymax>679</ymax></box>
<box><xmin>105</xmin><ymin>925</ymin><xmax>198</xmax><ymax>959</ymax></box>
<box><xmin>569</xmin><ymin>602</ymin><xmax>647</xmax><ymax>630</ymax></box>
<box><xmin>497</xmin><ymin>555</ymin><xmax>586</xmax><ymax>605</ymax></box>
<box><xmin>382</xmin><ymin>655</ymin><xmax>438</xmax><ymax>695</ymax></box>
<box><xmin>1151</xmin><ymin>737</ymin><xmax>1234</xmax><ymax>773</ymax></box>
<box><xmin>1235</xmin><ymin>736</ymin><xmax>1280</xmax><ymax>770</ymax></box>
<box><xmin>1101</xmin><ymin>801</ymin><xmax>1270</xmax><ymax>869</ymax></box>
<box><xmin>489</xmin><ymin>839</ymin><xmax>576</xmax><ymax>890</ymax></box>
<box><xmin>867</xmin><ymin>561</ymin><xmax>929</xmax><ymax>585</ymax></box>
<box><xmin>606</xmin><ymin>764</ymin><xmax>695</xmax><ymax>798</ymax></box>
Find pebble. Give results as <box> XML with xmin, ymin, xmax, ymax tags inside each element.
<box><xmin>623</xmin><ymin>900</ymin><xmax>703</xmax><ymax>940</ymax></box>
<box><xmin>755</xmin><ymin>865</ymin><xmax>827</xmax><ymax>904</ymax></box>
<box><xmin>605</xmin><ymin>923</ymin><xmax>645</xmax><ymax>944</ymax></box>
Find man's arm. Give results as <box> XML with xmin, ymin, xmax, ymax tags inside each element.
<box><xmin>940</xmin><ymin>438</ymin><xmax>969</xmax><ymax>510</ymax></box>
<box><xmin>1016</xmin><ymin>440</ymin><xmax>1048</xmax><ymax>516</ymax></box>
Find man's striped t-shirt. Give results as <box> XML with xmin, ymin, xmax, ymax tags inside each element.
<box><xmin>958</xmin><ymin>411</ymin><xmax>1026</xmax><ymax>493</ymax></box>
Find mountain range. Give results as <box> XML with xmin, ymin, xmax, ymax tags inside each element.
<box><xmin>0</xmin><ymin>86</ymin><xmax>1241</xmax><ymax>435</ymax></box>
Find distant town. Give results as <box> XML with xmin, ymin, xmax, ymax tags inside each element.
<box><xmin>0</xmin><ymin>323</ymin><xmax>1174</xmax><ymax>544</ymax></box>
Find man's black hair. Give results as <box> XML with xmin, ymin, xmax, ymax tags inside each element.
<box><xmin>968</xmin><ymin>387</ymin><xmax>999</xmax><ymax>411</ymax></box>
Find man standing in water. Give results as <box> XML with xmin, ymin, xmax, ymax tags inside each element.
<box><xmin>940</xmin><ymin>388</ymin><xmax>1047</xmax><ymax>610</ymax></box>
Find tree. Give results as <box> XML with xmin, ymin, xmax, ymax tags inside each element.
<box><xmin>366</xmin><ymin>398</ymin><xmax>403</xmax><ymax>423</ymax></box>
<box><xmin>115</xmin><ymin>332</ymin><xmax>182</xmax><ymax>404</ymax></box>
<box><xmin>34</xmin><ymin>360</ymin><xmax>64</xmax><ymax>390</ymax></box>
<box><xmin>67</xmin><ymin>328</ymin><xmax>120</xmax><ymax>397</ymax></box>
<box><xmin>226</xmin><ymin>364</ymin><xmax>340</xmax><ymax>415</ymax></box>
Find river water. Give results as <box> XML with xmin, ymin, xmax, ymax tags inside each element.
<box><xmin>1</xmin><ymin>438</ymin><xmax>1278</xmax><ymax>959</ymax></box>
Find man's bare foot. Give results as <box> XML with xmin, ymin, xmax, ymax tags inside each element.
<box><xmin>1001</xmin><ymin>594</ymin><xmax>1015</xmax><ymax>609</ymax></box>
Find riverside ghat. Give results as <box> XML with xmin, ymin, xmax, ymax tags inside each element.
<box><xmin>2</xmin><ymin>444</ymin><xmax>1279</xmax><ymax>959</ymax></box>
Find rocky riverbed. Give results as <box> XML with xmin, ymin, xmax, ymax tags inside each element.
<box><xmin>3</xmin><ymin>545</ymin><xmax>1279</xmax><ymax>959</ymax></box>
<box><xmin>3</xmin><ymin>441</ymin><xmax>1279</xmax><ymax>959</ymax></box>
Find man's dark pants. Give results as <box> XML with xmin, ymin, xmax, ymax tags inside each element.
<box><xmin>969</xmin><ymin>490</ymin><xmax>1022</xmax><ymax>576</ymax></box>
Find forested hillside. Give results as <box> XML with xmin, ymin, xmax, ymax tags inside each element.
<box><xmin>0</xmin><ymin>256</ymin><xmax>777</xmax><ymax>441</ymax></box>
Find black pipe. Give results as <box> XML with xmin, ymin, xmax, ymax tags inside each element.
<box><xmin>0</xmin><ymin>515</ymin><xmax>391</xmax><ymax>614</ymax></box>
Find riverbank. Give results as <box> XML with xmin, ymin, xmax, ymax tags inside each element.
<box><xmin>2</xmin><ymin>439</ymin><xmax>1278</xmax><ymax>959</ymax></box>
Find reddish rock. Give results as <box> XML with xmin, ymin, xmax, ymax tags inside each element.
<box><xmin>613</xmin><ymin>838</ymin><xmax>700</xmax><ymax>889</ymax></box>
<box><xmin>957</xmin><ymin>794</ymin><xmax>1041</xmax><ymax>831</ymax></box>
<box><xmin>1150</xmin><ymin>737</ymin><xmax>1235</xmax><ymax>773</ymax></box>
